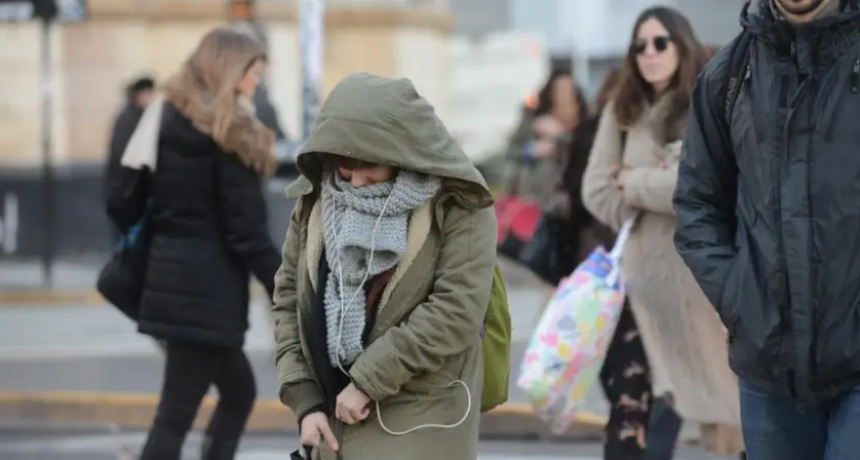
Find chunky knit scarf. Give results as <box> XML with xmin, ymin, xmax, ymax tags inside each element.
<box><xmin>321</xmin><ymin>169</ymin><xmax>442</xmax><ymax>367</ymax></box>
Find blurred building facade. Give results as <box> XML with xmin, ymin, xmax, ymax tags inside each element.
<box><xmin>450</xmin><ymin>0</ymin><xmax>747</xmax><ymax>91</ymax></box>
<box><xmin>0</xmin><ymin>0</ymin><xmax>750</xmax><ymax>262</ymax></box>
<box><xmin>0</xmin><ymin>0</ymin><xmax>454</xmax><ymax>168</ymax></box>
<box><xmin>0</xmin><ymin>0</ymin><xmax>455</xmax><ymax>260</ymax></box>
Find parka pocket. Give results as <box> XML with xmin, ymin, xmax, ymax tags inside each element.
<box><xmin>718</xmin><ymin>252</ymin><xmax>746</xmax><ymax>335</ymax></box>
<box><xmin>401</xmin><ymin>367</ymin><xmax>462</xmax><ymax>396</ymax></box>
<box><xmin>720</xmin><ymin>245</ymin><xmax>783</xmax><ymax>362</ymax></box>
<box><xmin>824</xmin><ymin>58</ymin><xmax>860</xmax><ymax>143</ymax></box>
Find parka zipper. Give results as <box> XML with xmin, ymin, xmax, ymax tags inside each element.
<box><xmin>746</xmin><ymin>63</ymin><xmax>771</xmax><ymax>138</ymax></box>
<box><xmin>777</xmin><ymin>52</ymin><xmax>809</xmax><ymax>392</ymax></box>
<box><xmin>806</xmin><ymin>70</ymin><xmax>820</xmax><ymax>393</ymax></box>
<box><xmin>824</xmin><ymin>58</ymin><xmax>860</xmax><ymax>142</ymax></box>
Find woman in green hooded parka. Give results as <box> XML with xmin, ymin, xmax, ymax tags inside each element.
<box><xmin>271</xmin><ymin>72</ymin><xmax>497</xmax><ymax>460</ymax></box>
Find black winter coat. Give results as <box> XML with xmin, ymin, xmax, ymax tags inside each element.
<box><xmin>674</xmin><ymin>0</ymin><xmax>860</xmax><ymax>406</ymax></box>
<box><xmin>559</xmin><ymin>117</ymin><xmax>615</xmax><ymax>265</ymax></box>
<box><xmin>105</xmin><ymin>104</ymin><xmax>144</xmax><ymax>203</ymax></box>
<box><xmin>124</xmin><ymin>102</ymin><xmax>280</xmax><ymax>348</ymax></box>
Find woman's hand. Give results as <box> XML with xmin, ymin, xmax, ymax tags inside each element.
<box><xmin>666</xmin><ymin>140</ymin><xmax>683</xmax><ymax>158</ymax></box>
<box><xmin>336</xmin><ymin>383</ymin><xmax>371</xmax><ymax>425</ymax></box>
<box><xmin>611</xmin><ymin>166</ymin><xmax>638</xmax><ymax>208</ymax></box>
<box><xmin>534</xmin><ymin>138</ymin><xmax>557</xmax><ymax>158</ymax></box>
<box><xmin>300</xmin><ymin>412</ymin><xmax>339</xmax><ymax>452</ymax></box>
<box><xmin>610</xmin><ymin>166</ymin><xmax>632</xmax><ymax>189</ymax></box>
<box><xmin>533</xmin><ymin>115</ymin><xmax>566</xmax><ymax>137</ymax></box>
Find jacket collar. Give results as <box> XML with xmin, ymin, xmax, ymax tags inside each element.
<box><xmin>742</xmin><ymin>0</ymin><xmax>860</xmax><ymax>66</ymax></box>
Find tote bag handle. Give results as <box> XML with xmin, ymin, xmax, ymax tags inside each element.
<box><xmin>606</xmin><ymin>215</ymin><xmax>637</xmax><ymax>288</ymax></box>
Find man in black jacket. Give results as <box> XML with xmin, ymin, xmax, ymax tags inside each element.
<box><xmin>674</xmin><ymin>0</ymin><xmax>860</xmax><ymax>458</ymax></box>
<box><xmin>105</xmin><ymin>76</ymin><xmax>156</xmax><ymax>199</ymax></box>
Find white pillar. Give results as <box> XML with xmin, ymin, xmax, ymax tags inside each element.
<box><xmin>300</xmin><ymin>0</ymin><xmax>324</xmax><ymax>142</ymax></box>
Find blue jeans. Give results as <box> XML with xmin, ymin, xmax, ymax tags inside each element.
<box><xmin>740</xmin><ymin>379</ymin><xmax>860</xmax><ymax>460</ymax></box>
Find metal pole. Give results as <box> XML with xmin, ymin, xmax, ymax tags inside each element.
<box><xmin>300</xmin><ymin>0</ymin><xmax>324</xmax><ymax>142</ymax></box>
<box><xmin>39</xmin><ymin>15</ymin><xmax>55</xmax><ymax>287</ymax></box>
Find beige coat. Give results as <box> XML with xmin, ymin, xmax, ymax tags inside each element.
<box><xmin>582</xmin><ymin>100</ymin><xmax>740</xmax><ymax>425</ymax></box>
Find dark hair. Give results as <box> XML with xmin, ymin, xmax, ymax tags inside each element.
<box><xmin>534</xmin><ymin>69</ymin><xmax>590</xmax><ymax>122</ymax></box>
<box><xmin>563</xmin><ymin>68</ymin><xmax>625</xmax><ymax>227</ymax></box>
<box><xmin>592</xmin><ymin>68</ymin><xmax>623</xmax><ymax>119</ymax></box>
<box><xmin>324</xmin><ymin>155</ymin><xmax>379</xmax><ymax>171</ymax></box>
<box><xmin>614</xmin><ymin>6</ymin><xmax>707</xmax><ymax>143</ymax></box>
<box><xmin>126</xmin><ymin>76</ymin><xmax>155</xmax><ymax>99</ymax></box>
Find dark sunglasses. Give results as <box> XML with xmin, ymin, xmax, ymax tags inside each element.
<box><xmin>633</xmin><ymin>35</ymin><xmax>672</xmax><ymax>55</ymax></box>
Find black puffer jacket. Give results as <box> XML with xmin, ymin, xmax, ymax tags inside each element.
<box><xmin>674</xmin><ymin>0</ymin><xmax>860</xmax><ymax>406</ymax></box>
<box><xmin>137</xmin><ymin>102</ymin><xmax>281</xmax><ymax>348</ymax></box>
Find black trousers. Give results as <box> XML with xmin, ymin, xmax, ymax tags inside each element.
<box><xmin>600</xmin><ymin>305</ymin><xmax>653</xmax><ymax>460</ymax></box>
<box><xmin>139</xmin><ymin>341</ymin><xmax>257</xmax><ymax>460</ymax></box>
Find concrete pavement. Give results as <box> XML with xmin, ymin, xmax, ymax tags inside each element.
<box><xmin>0</xmin><ymin>428</ymin><xmax>737</xmax><ymax>460</ymax></box>
<box><xmin>0</xmin><ymin>295</ymin><xmax>613</xmax><ymax>438</ymax></box>
<box><xmin>0</xmin><ymin>248</ymin><xmax>550</xmax><ymax>305</ymax></box>
<box><xmin>0</xmin><ymin>260</ymin><xmax>718</xmax><ymax>447</ymax></box>
<box><xmin>0</xmin><ymin>259</ymin><xmax>621</xmax><ymax>440</ymax></box>
<box><xmin>0</xmin><ymin>259</ymin><xmax>105</xmax><ymax>305</ymax></box>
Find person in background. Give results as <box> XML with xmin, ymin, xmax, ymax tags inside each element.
<box><xmin>583</xmin><ymin>6</ymin><xmax>740</xmax><ymax>459</ymax></box>
<box><xmin>108</xmin><ymin>28</ymin><xmax>282</xmax><ymax>460</ymax></box>
<box><xmin>254</xmin><ymin>79</ymin><xmax>299</xmax><ymax>174</ymax></box>
<box><xmin>549</xmin><ymin>68</ymin><xmax>621</xmax><ymax>278</ymax></box>
<box><xmin>228</xmin><ymin>20</ymin><xmax>290</xmax><ymax>143</ymax></box>
<box><xmin>104</xmin><ymin>76</ymin><xmax>156</xmax><ymax>202</ymax></box>
<box><xmin>675</xmin><ymin>0</ymin><xmax>860</xmax><ymax>458</ymax></box>
<box><xmin>504</xmin><ymin>69</ymin><xmax>589</xmax><ymax>201</ymax></box>
<box><xmin>561</xmin><ymin>68</ymin><xmax>692</xmax><ymax>460</ymax></box>
<box><xmin>253</xmin><ymin>81</ymin><xmax>288</xmax><ymax>143</ymax></box>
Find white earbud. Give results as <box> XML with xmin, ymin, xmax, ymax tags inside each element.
<box><xmin>332</xmin><ymin>190</ymin><xmax>471</xmax><ymax>436</ymax></box>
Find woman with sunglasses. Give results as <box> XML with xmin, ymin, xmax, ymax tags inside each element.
<box><xmin>582</xmin><ymin>6</ymin><xmax>741</xmax><ymax>460</ymax></box>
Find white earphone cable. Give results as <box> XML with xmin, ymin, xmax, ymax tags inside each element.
<box><xmin>373</xmin><ymin>380</ymin><xmax>471</xmax><ymax>436</ymax></box>
<box><xmin>332</xmin><ymin>190</ymin><xmax>470</xmax><ymax>436</ymax></box>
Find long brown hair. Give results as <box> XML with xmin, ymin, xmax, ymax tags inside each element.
<box><xmin>535</xmin><ymin>69</ymin><xmax>590</xmax><ymax>124</ymax></box>
<box><xmin>613</xmin><ymin>7</ymin><xmax>707</xmax><ymax>144</ymax></box>
<box><xmin>163</xmin><ymin>27</ymin><xmax>277</xmax><ymax>176</ymax></box>
<box><xmin>593</xmin><ymin>68</ymin><xmax>623</xmax><ymax>118</ymax></box>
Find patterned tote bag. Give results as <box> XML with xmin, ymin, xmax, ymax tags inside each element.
<box><xmin>516</xmin><ymin>217</ymin><xmax>636</xmax><ymax>434</ymax></box>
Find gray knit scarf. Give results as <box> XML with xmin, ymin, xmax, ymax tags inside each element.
<box><xmin>321</xmin><ymin>169</ymin><xmax>442</xmax><ymax>367</ymax></box>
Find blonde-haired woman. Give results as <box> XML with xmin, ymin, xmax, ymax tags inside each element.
<box><xmin>108</xmin><ymin>28</ymin><xmax>281</xmax><ymax>460</ymax></box>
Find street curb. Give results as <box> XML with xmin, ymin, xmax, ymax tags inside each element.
<box><xmin>0</xmin><ymin>261</ymin><xmax>541</xmax><ymax>308</ymax></box>
<box><xmin>0</xmin><ymin>391</ymin><xmax>606</xmax><ymax>439</ymax></box>
<box><xmin>0</xmin><ymin>286</ymin><xmax>270</xmax><ymax>308</ymax></box>
<box><xmin>0</xmin><ymin>289</ymin><xmax>106</xmax><ymax>307</ymax></box>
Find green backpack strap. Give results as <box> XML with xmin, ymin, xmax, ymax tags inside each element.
<box><xmin>481</xmin><ymin>264</ymin><xmax>513</xmax><ymax>412</ymax></box>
